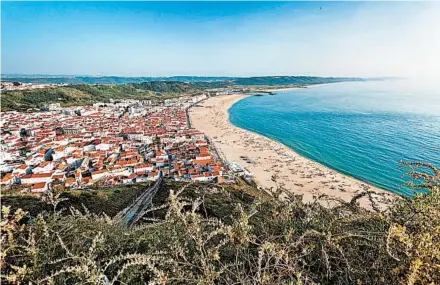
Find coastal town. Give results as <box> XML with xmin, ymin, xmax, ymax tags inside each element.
<box><xmin>0</xmin><ymin>94</ymin><xmax>246</xmax><ymax>194</ymax></box>
<box><xmin>2</xmin><ymin>2</ymin><xmax>438</xmax><ymax>283</ymax></box>
<box><xmin>1</xmin><ymin>86</ymin><xmax>394</xmax><ymax>208</ymax></box>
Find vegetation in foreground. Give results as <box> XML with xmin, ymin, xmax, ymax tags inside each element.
<box><xmin>1</xmin><ymin>182</ymin><xmax>149</xmax><ymax>217</ymax></box>
<box><xmin>1</xmin><ymin>162</ymin><xmax>439</xmax><ymax>284</ymax></box>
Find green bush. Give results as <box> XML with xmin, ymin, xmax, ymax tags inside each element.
<box><xmin>1</xmin><ymin>163</ymin><xmax>439</xmax><ymax>284</ymax></box>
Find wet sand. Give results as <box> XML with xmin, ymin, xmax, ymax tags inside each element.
<box><xmin>189</xmin><ymin>94</ymin><xmax>396</xmax><ymax>208</ymax></box>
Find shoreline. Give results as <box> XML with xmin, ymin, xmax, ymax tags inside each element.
<box><xmin>259</xmin><ymin>86</ymin><xmax>304</xmax><ymax>92</ymax></box>
<box><xmin>189</xmin><ymin>94</ymin><xmax>396</xmax><ymax>208</ymax></box>
<box><xmin>259</xmin><ymin>83</ymin><xmax>332</xmax><ymax>93</ymax></box>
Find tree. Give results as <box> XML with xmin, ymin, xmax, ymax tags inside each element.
<box><xmin>19</xmin><ymin>128</ymin><xmax>28</xmax><ymax>138</ymax></box>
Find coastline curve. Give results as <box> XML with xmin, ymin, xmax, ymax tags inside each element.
<box><xmin>189</xmin><ymin>94</ymin><xmax>396</xmax><ymax>208</ymax></box>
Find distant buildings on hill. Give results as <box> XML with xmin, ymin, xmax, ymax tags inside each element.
<box><xmin>1</xmin><ymin>81</ymin><xmax>67</xmax><ymax>91</ymax></box>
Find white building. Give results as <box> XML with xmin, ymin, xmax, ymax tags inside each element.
<box><xmin>21</xmin><ymin>173</ymin><xmax>53</xmax><ymax>184</ymax></box>
<box><xmin>91</xmin><ymin>170</ymin><xmax>109</xmax><ymax>181</ymax></box>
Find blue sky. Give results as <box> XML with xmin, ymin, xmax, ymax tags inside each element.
<box><xmin>2</xmin><ymin>1</ymin><xmax>440</xmax><ymax>78</ymax></box>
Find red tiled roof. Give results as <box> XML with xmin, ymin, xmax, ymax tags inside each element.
<box><xmin>32</xmin><ymin>182</ymin><xmax>46</xmax><ymax>189</ymax></box>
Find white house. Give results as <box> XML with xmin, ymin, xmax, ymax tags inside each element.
<box><xmin>21</xmin><ymin>173</ymin><xmax>53</xmax><ymax>184</ymax></box>
<box><xmin>96</xmin><ymin>143</ymin><xmax>111</xmax><ymax>151</ymax></box>
<box><xmin>110</xmin><ymin>167</ymin><xmax>131</xmax><ymax>177</ymax></box>
<box><xmin>91</xmin><ymin>170</ymin><xmax>109</xmax><ymax>181</ymax></box>
<box><xmin>135</xmin><ymin>175</ymin><xmax>150</xmax><ymax>183</ymax></box>
<box><xmin>192</xmin><ymin>175</ymin><xmax>216</xmax><ymax>183</ymax></box>
<box><xmin>31</xmin><ymin>182</ymin><xmax>49</xmax><ymax>193</ymax></box>
<box><xmin>32</xmin><ymin>161</ymin><xmax>55</xmax><ymax>174</ymax></box>
<box><xmin>134</xmin><ymin>164</ymin><xmax>155</xmax><ymax>173</ymax></box>
<box><xmin>12</xmin><ymin>164</ymin><xmax>29</xmax><ymax>175</ymax></box>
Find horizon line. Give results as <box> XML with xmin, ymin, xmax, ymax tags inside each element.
<box><xmin>1</xmin><ymin>74</ymin><xmax>400</xmax><ymax>79</ymax></box>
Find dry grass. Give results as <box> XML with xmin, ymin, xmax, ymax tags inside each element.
<box><xmin>1</xmin><ymin>163</ymin><xmax>439</xmax><ymax>284</ymax></box>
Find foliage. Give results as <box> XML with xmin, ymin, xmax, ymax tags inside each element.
<box><xmin>129</xmin><ymin>81</ymin><xmax>227</xmax><ymax>93</ymax></box>
<box><xmin>2</xmin><ymin>184</ymin><xmax>146</xmax><ymax>217</ymax></box>
<box><xmin>231</xmin><ymin>76</ymin><xmax>368</xmax><ymax>86</ymax></box>
<box><xmin>0</xmin><ymin>82</ymin><xmax>196</xmax><ymax>111</ymax></box>
<box><xmin>1</xmin><ymin>87</ymin><xmax>87</xmax><ymax>111</ymax></box>
<box><xmin>1</xmin><ymin>163</ymin><xmax>439</xmax><ymax>284</ymax></box>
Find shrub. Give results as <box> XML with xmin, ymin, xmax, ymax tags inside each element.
<box><xmin>1</xmin><ymin>163</ymin><xmax>439</xmax><ymax>284</ymax></box>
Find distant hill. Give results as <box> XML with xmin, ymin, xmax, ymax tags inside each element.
<box><xmin>0</xmin><ymin>75</ymin><xmax>234</xmax><ymax>84</ymax></box>
<box><xmin>0</xmin><ymin>76</ymin><xmax>383</xmax><ymax>111</ymax></box>
<box><xmin>1</xmin><ymin>75</ymin><xmax>373</xmax><ymax>85</ymax></box>
<box><xmin>0</xmin><ymin>82</ymin><xmax>217</xmax><ymax>111</ymax></box>
<box><xmin>231</xmin><ymin>76</ymin><xmax>368</xmax><ymax>86</ymax></box>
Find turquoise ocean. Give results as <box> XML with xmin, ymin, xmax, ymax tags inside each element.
<box><xmin>229</xmin><ymin>80</ymin><xmax>440</xmax><ymax>196</ymax></box>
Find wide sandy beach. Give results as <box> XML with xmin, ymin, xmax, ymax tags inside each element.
<box><xmin>189</xmin><ymin>94</ymin><xmax>396</xmax><ymax>208</ymax></box>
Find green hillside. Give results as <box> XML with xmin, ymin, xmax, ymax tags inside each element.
<box><xmin>231</xmin><ymin>76</ymin><xmax>367</xmax><ymax>86</ymax></box>
<box><xmin>1</xmin><ymin>81</ymin><xmax>232</xmax><ymax>111</ymax></box>
<box><xmin>0</xmin><ymin>82</ymin><xmax>203</xmax><ymax>111</ymax></box>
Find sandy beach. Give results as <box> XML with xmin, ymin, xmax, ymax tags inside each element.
<box><xmin>189</xmin><ymin>94</ymin><xmax>396</xmax><ymax>208</ymax></box>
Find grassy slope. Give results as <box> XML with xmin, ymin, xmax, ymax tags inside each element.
<box><xmin>1</xmin><ymin>180</ymin><xmax>261</xmax><ymax>219</ymax></box>
<box><xmin>1</xmin><ymin>164</ymin><xmax>439</xmax><ymax>285</ymax></box>
<box><xmin>0</xmin><ymin>82</ymin><xmax>206</xmax><ymax>111</ymax></box>
<box><xmin>147</xmin><ymin>180</ymin><xmax>259</xmax><ymax>223</ymax></box>
<box><xmin>232</xmin><ymin>76</ymin><xmax>366</xmax><ymax>86</ymax></box>
<box><xmin>2</xmin><ymin>183</ymin><xmax>148</xmax><ymax>217</ymax></box>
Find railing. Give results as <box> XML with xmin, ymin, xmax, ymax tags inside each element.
<box><xmin>186</xmin><ymin>96</ymin><xmax>231</xmax><ymax>170</ymax></box>
<box><xmin>185</xmin><ymin>96</ymin><xmax>210</xmax><ymax>129</ymax></box>
<box><xmin>185</xmin><ymin>107</ymin><xmax>192</xmax><ymax>129</ymax></box>
<box><xmin>118</xmin><ymin>173</ymin><xmax>163</xmax><ymax>227</ymax></box>
<box><xmin>205</xmin><ymin>136</ymin><xmax>229</xmax><ymax>167</ymax></box>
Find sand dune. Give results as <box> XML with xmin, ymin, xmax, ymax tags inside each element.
<box><xmin>189</xmin><ymin>94</ymin><xmax>396</xmax><ymax>209</ymax></box>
